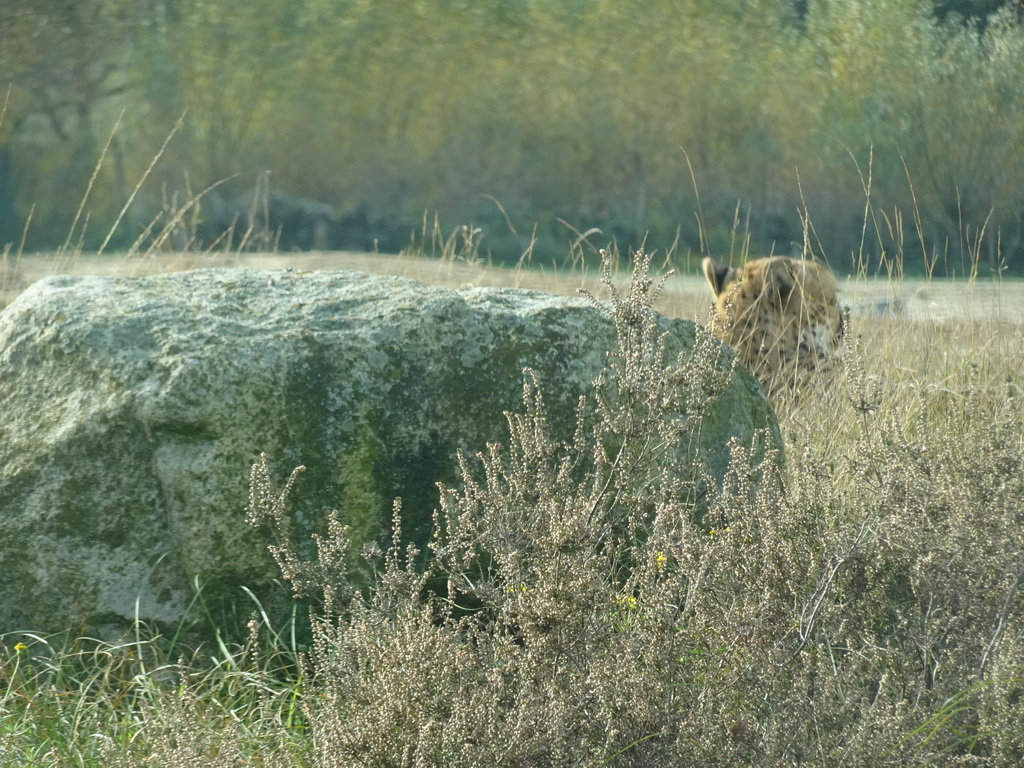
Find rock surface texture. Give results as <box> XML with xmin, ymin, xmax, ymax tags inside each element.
<box><xmin>0</xmin><ymin>269</ymin><xmax>778</xmax><ymax>638</ymax></box>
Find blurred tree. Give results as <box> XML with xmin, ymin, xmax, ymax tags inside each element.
<box><xmin>910</xmin><ymin>9</ymin><xmax>1024</xmax><ymax>273</ymax></box>
<box><xmin>794</xmin><ymin>0</ymin><xmax>1024</xmax><ymax>273</ymax></box>
<box><xmin>2</xmin><ymin>0</ymin><xmax>1023</xmax><ymax>270</ymax></box>
<box><xmin>933</xmin><ymin>0</ymin><xmax>1022</xmax><ymax>25</ymax></box>
<box><xmin>0</xmin><ymin>1</ymin><xmax>147</xmax><ymax>247</ymax></box>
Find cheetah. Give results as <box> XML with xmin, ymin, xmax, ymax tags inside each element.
<box><xmin>702</xmin><ymin>256</ymin><xmax>844</xmax><ymax>392</ymax></box>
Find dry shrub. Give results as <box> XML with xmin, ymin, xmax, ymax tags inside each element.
<box><xmin>243</xmin><ymin>255</ymin><xmax>1024</xmax><ymax>766</ymax></box>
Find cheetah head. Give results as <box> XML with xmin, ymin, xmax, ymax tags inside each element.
<box><xmin>702</xmin><ymin>256</ymin><xmax>844</xmax><ymax>391</ymax></box>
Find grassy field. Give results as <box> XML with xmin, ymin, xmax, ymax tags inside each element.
<box><xmin>2</xmin><ymin>249</ymin><xmax>1023</xmax><ymax>766</ymax></box>
<box><xmin>5</xmin><ymin>247</ymin><xmax>1023</xmax><ymax>318</ymax></box>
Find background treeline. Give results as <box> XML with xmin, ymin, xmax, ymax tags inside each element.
<box><xmin>2</xmin><ymin>0</ymin><xmax>1024</xmax><ymax>275</ymax></box>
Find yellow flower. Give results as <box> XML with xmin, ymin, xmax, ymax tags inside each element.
<box><xmin>655</xmin><ymin>552</ymin><xmax>668</xmax><ymax>572</ymax></box>
<box><xmin>14</xmin><ymin>642</ymin><xmax>27</xmax><ymax>652</ymax></box>
<box><xmin>613</xmin><ymin>594</ymin><xmax>638</xmax><ymax>612</ymax></box>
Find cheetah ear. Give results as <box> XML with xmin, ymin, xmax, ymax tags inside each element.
<box><xmin>702</xmin><ymin>257</ymin><xmax>736</xmax><ymax>297</ymax></box>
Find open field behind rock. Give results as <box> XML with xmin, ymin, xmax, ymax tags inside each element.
<box><xmin>4</xmin><ymin>250</ymin><xmax>1023</xmax><ymax>324</ymax></box>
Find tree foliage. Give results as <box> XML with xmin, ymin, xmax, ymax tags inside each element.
<box><xmin>2</xmin><ymin>0</ymin><xmax>1023</xmax><ymax>272</ymax></box>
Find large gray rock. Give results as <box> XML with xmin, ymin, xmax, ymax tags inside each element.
<box><xmin>0</xmin><ymin>269</ymin><xmax>778</xmax><ymax>638</ymax></box>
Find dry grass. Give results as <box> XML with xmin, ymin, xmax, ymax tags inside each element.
<box><xmin>230</xmin><ymin>252</ymin><xmax>1021</xmax><ymax>766</ymax></box>
<box><xmin>0</xmin><ymin>246</ymin><xmax>714</xmax><ymax>319</ymax></box>
<box><xmin>3</xmin><ymin>242</ymin><xmax>1024</xmax><ymax>765</ymax></box>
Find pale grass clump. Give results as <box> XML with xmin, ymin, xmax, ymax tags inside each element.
<box><xmin>0</xmin><ymin>624</ymin><xmax>307</xmax><ymax>767</ymax></box>
<box><xmin>764</xmin><ymin>312</ymin><xmax>1024</xmax><ymax>764</ymax></box>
